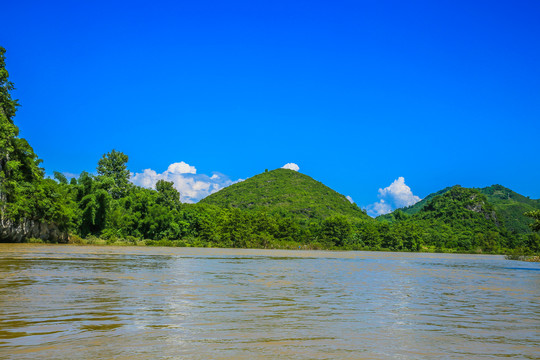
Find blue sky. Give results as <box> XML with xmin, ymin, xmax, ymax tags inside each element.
<box><xmin>2</xmin><ymin>0</ymin><xmax>539</xmax><ymax>214</ymax></box>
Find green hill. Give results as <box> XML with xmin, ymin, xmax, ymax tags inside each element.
<box><xmin>479</xmin><ymin>185</ymin><xmax>540</xmax><ymax>234</ymax></box>
<box><xmin>412</xmin><ymin>186</ymin><xmax>508</xmax><ymax>251</ymax></box>
<box><xmin>377</xmin><ymin>186</ymin><xmax>452</xmax><ymax>222</ymax></box>
<box><xmin>384</xmin><ymin>186</ymin><xmax>509</xmax><ymax>252</ymax></box>
<box><xmin>377</xmin><ymin>184</ymin><xmax>540</xmax><ymax>235</ymax></box>
<box><xmin>200</xmin><ymin>168</ymin><xmax>369</xmax><ymax>221</ymax></box>
<box><xmin>416</xmin><ymin>186</ymin><xmax>500</xmax><ymax>226</ymax></box>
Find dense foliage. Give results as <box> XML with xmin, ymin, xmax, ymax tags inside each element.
<box><xmin>0</xmin><ymin>47</ymin><xmax>74</xmax><ymax>233</ymax></box>
<box><xmin>6</xmin><ymin>151</ymin><xmax>529</xmax><ymax>253</ymax></box>
<box><xmin>379</xmin><ymin>184</ymin><xmax>540</xmax><ymax>235</ymax></box>
<box><xmin>200</xmin><ymin>168</ymin><xmax>369</xmax><ymax>221</ymax></box>
<box><xmin>480</xmin><ymin>185</ymin><xmax>540</xmax><ymax>234</ymax></box>
<box><xmin>377</xmin><ymin>187</ymin><xmax>452</xmax><ymax>222</ymax></box>
<box><xmin>525</xmin><ymin>210</ymin><xmax>540</xmax><ymax>233</ymax></box>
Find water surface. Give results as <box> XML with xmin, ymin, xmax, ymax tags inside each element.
<box><xmin>0</xmin><ymin>244</ymin><xmax>539</xmax><ymax>359</ymax></box>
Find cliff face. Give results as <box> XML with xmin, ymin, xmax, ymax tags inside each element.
<box><xmin>0</xmin><ymin>217</ymin><xmax>68</xmax><ymax>243</ymax></box>
<box><xmin>465</xmin><ymin>194</ymin><xmax>499</xmax><ymax>224</ymax></box>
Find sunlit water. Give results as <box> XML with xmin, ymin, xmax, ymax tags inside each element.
<box><xmin>0</xmin><ymin>244</ymin><xmax>539</xmax><ymax>359</ymax></box>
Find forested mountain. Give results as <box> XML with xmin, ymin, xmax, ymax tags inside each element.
<box><xmin>200</xmin><ymin>168</ymin><xmax>369</xmax><ymax>221</ymax></box>
<box><xmin>378</xmin><ymin>184</ymin><xmax>540</xmax><ymax>236</ymax></box>
<box><xmin>377</xmin><ymin>186</ymin><xmax>452</xmax><ymax>221</ymax></box>
<box><xmin>479</xmin><ymin>185</ymin><xmax>540</xmax><ymax>234</ymax></box>
<box><xmin>411</xmin><ymin>186</ymin><xmax>509</xmax><ymax>251</ymax></box>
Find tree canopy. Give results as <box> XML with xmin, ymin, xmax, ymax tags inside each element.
<box><xmin>525</xmin><ymin>210</ymin><xmax>540</xmax><ymax>232</ymax></box>
<box><xmin>0</xmin><ymin>47</ymin><xmax>73</xmax><ymax>235</ymax></box>
<box><xmin>97</xmin><ymin>149</ymin><xmax>131</xmax><ymax>199</ymax></box>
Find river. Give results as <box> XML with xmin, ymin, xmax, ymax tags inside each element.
<box><xmin>0</xmin><ymin>244</ymin><xmax>538</xmax><ymax>359</ymax></box>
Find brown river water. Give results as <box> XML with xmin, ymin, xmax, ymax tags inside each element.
<box><xmin>0</xmin><ymin>244</ymin><xmax>539</xmax><ymax>359</ymax></box>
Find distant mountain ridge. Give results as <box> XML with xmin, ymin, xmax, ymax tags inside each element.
<box><xmin>200</xmin><ymin>168</ymin><xmax>369</xmax><ymax>221</ymax></box>
<box><xmin>378</xmin><ymin>184</ymin><xmax>540</xmax><ymax>235</ymax></box>
<box><xmin>379</xmin><ymin>186</ymin><xmax>454</xmax><ymax>219</ymax></box>
<box><xmin>479</xmin><ymin>185</ymin><xmax>540</xmax><ymax>234</ymax></box>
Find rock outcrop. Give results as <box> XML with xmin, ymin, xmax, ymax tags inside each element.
<box><xmin>465</xmin><ymin>196</ymin><xmax>499</xmax><ymax>224</ymax></box>
<box><xmin>0</xmin><ymin>217</ymin><xmax>68</xmax><ymax>243</ymax></box>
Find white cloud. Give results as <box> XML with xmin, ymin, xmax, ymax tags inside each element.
<box><xmin>167</xmin><ymin>161</ymin><xmax>196</xmax><ymax>174</ymax></box>
<box><xmin>131</xmin><ymin>162</ymin><xmax>238</xmax><ymax>203</ymax></box>
<box><xmin>366</xmin><ymin>199</ymin><xmax>393</xmax><ymax>217</ymax></box>
<box><xmin>282</xmin><ymin>163</ymin><xmax>300</xmax><ymax>171</ymax></box>
<box><xmin>365</xmin><ymin>177</ymin><xmax>421</xmax><ymax>217</ymax></box>
<box><xmin>378</xmin><ymin>177</ymin><xmax>421</xmax><ymax>208</ymax></box>
<box><xmin>131</xmin><ymin>169</ymin><xmax>160</xmax><ymax>188</ymax></box>
<box><xmin>346</xmin><ymin>195</ymin><xmax>354</xmax><ymax>204</ymax></box>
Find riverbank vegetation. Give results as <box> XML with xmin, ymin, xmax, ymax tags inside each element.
<box><xmin>6</xmin><ymin>152</ymin><xmax>540</xmax><ymax>255</ymax></box>
<box><xmin>1</xmin><ymin>46</ymin><xmax>539</xmax><ymax>257</ymax></box>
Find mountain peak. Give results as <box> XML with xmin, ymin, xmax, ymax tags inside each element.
<box><xmin>200</xmin><ymin>169</ymin><xmax>369</xmax><ymax>221</ymax></box>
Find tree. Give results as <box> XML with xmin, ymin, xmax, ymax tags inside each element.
<box><xmin>54</xmin><ymin>171</ymin><xmax>68</xmax><ymax>184</ymax></box>
<box><xmin>156</xmin><ymin>179</ymin><xmax>181</xmax><ymax>209</ymax></box>
<box><xmin>525</xmin><ymin>233</ymin><xmax>540</xmax><ymax>253</ymax></box>
<box><xmin>393</xmin><ymin>209</ymin><xmax>408</xmax><ymax>221</ymax></box>
<box><xmin>525</xmin><ymin>210</ymin><xmax>540</xmax><ymax>232</ymax></box>
<box><xmin>1</xmin><ymin>46</ymin><xmax>43</xmax><ymax>197</ymax></box>
<box><xmin>96</xmin><ymin>149</ymin><xmax>130</xmax><ymax>199</ymax></box>
<box><xmin>354</xmin><ymin>221</ymin><xmax>381</xmax><ymax>249</ymax></box>
<box><xmin>76</xmin><ymin>173</ymin><xmax>112</xmax><ymax>237</ymax></box>
<box><xmin>0</xmin><ymin>47</ymin><xmax>18</xmax><ymax>193</ymax></box>
<box><xmin>0</xmin><ymin>47</ymin><xmax>19</xmax><ymax>121</ymax></box>
<box><xmin>321</xmin><ymin>215</ymin><xmax>352</xmax><ymax>247</ymax></box>
<box><xmin>0</xmin><ymin>47</ymin><xmax>73</xmax><ymax>240</ymax></box>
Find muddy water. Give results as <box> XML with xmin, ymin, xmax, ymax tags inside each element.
<box><xmin>0</xmin><ymin>244</ymin><xmax>539</xmax><ymax>359</ymax></box>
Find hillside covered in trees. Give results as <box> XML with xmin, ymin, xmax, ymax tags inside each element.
<box><xmin>1</xmin><ymin>46</ymin><xmax>539</xmax><ymax>255</ymax></box>
<box><xmin>200</xmin><ymin>168</ymin><xmax>369</xmax><ymax>221</ymax></box>
<box><xmin>379</xmin><ymin>185</ymin><xmax>540</xmax><ymax>234</ymax></box>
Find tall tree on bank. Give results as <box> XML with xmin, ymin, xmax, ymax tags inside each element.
<box><xmin>97</xmin><ymin>149</ymin><xmax>130</xmax><ymax>199</ymax></box>
<box><xmin>156</xmin><ymin>179</ymin><xmax>181</xmax><ymax>209</ymax></box>
<box><xmin>0</xmin><ymin>47</ymin><xmax>72</xmax><ymax>241</ymax></box>
<box><xmin>0</xmin><ymin>47</ymin><xmax>16</xmax><ymax>204</ymax></box>
<box><xmin>0</xmin><ymin>46</ymin><xmax>43</xmax><ymax>207</ymax></box>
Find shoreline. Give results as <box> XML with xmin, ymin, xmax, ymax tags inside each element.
<box><xmin>3</xmin><ymin>239</ymin><xmax>537</xmax><ymax>260</ymax></box>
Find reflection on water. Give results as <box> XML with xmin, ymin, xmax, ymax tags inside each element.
<box><xmin>0</xmin><ymin>244</ymin><xmax>539</xmax><ymax>359</ymax></box>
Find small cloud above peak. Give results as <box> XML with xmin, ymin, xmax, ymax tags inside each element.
<box><xmin>378</xmin><ymin>177</ymin><xmax>421</xmax><ymax>208</ymax></box>
<box><xmin>282</xmin><ymin>163</ymin><xmax>300</xmax><ymax>171</ymax></box>
<box><xmin>365</xmin><ymin>177</ymin><xmax>421</xmax><ymax>217</ymax></box>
